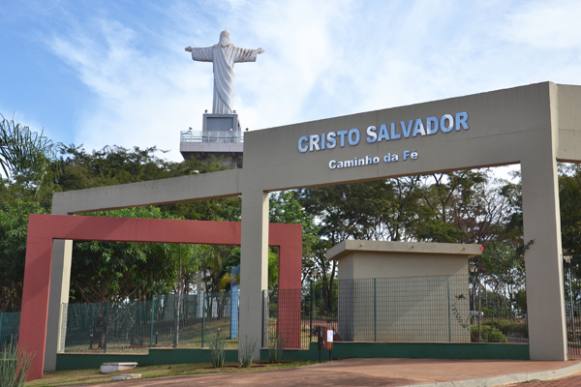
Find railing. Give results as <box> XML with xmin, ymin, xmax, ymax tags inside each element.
<box><xmin>180</xmin><ymin>131</ymin><xmax>243</xmax><ymax>144</ymax></box>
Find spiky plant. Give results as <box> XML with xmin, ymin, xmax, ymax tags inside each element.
<box><xmin>0</xmin><ymin>339</ymin><xmax>32</xmax><ymax>387</ymax></box>
<box><xmin>209</xmin><ymin>329</ymin><xmax>225</xmax><ymax>368</ymax></box>
<box><xmin>238</xmin><ymin>336</ymin><xmax>256</xmax><ymax>368</ymax></box>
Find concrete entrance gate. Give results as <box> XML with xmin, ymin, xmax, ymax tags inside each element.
<box><xmin>20</xmin><ymin>82</ymin><xmax>581</xmax><ymax>378</ymax></box>
<box><xmin>19</xmin><ymin>215</ymin><xmax>302</xmax><ymax>379</ymax></box>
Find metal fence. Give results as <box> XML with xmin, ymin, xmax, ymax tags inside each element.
<box><xmin>62</xmin><ymin>291</ymin><xmax>237</xmax><ymax>353</ymax></box>
<box><xmin>0</xmin><ymin>274</ymin><xmax>531</xmax><ymax>353</ymax></box>
<box><xmin>0</xmin><ymin>312</ymin><xmax>20</xmax><ymax>349</ymax></box>
<box><xmin>567</xmin><ymin>303</ymin><xmax>581</xmax><ymax>358</ymax></box>
<box><xmin>265</xmin><ymin>275</ymin><xmax>528</xmax><ymax>349</ymax></box>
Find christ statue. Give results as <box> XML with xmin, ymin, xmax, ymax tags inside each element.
<box><xmin>185</xmin><ymin>31</ymin><xmax>264</xmax><ymax>114</ymax></box>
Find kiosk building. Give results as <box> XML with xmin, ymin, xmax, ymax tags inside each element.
<box><xmin>327</xmin><ymin>240</ymin><xmax>481</xmax><ymax>343</ymax></box>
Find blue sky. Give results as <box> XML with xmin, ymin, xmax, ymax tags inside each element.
<box><xmin>1</xmin><ymin>0</ymin><xmax>581</xmax><ymax>160</ymax></box>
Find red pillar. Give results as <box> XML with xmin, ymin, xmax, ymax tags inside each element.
<box><xmin>18</xmin><ymin>218</ymin><xmax>53</xmax><ymax>380</ymax></box>
<box><xmin>273</xmin><ymin>224</ymin><xmax>302</xmax><ymax>348</ymax></box>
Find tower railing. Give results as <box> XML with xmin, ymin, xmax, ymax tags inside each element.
<box><xmin>180</xmin><ymin>131</ymin><xmax>244</xmax><ymax>144</ymax></box>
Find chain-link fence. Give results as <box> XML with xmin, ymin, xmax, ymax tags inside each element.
<box><xmin>567</xmin><ymin>302</ymin><xmax>581</xmax><ymax>359</ymax></box>
<box><xmin>265</xmin><ymin>275</ymin><xmax>528</xmax><ymax>349</ymax></box>
<box><xmin>565</xmin><ymin>260</ymin><xmax>581</xmax><ymax>359</ymax></box>
<box><xmin>62</xmin><ymin>291</ymin><xmax>237</xmax><ymax>353</ymax></box>
<box><xmin>1</xmin><ymin>274</ymin><xmax>531</xmax><ymax>353</ymax></box>
<box><xmin>338</xmin><ymin>275</ymin><xmax>471</xmax><ymax>343</ymax></box>
<box><xmin>0</xmin><ymin>312</ymin><xmax>20</xmax><ymax>350</ymax></box>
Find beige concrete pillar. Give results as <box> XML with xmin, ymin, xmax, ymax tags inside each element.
<box><xmin>522</xmin><ymin>150</ymin><xmax>567</xmax><ymax>360</ymax></box>
<box><xmin>238</xmin><ymin>189</ymin><xmax>269</xmax><ymax>357</ymax></box>
<box><xmin>44</xmin><ymin>239</ymin><xmax>73</xmax><ymax>371</ymax></box>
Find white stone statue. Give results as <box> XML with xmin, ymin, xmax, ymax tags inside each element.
<box><xmin>185</xmin><ymin>31</ymin><xmax>264</xmax><ymax>114</ymax></box>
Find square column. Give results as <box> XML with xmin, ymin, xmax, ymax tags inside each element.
<box><xmin>522</xmin><ymin>153</ymin><xmax>567</xmax><ymax>360</ymax></box>
<box><xmin>239</xmin><ymin>189</ymin><xmax>269</xmax><ymax>357</ymax></box>
<box><xmin>44</xmin><ymin>239</ymin><xmax>73</xmax><ymax>371</ymax></box>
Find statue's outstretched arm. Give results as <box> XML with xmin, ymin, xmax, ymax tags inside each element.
<box><xmin>234</xmin><ymin>47</ymin><xmax>264</xmax><ymax>63</ymax></box>
<box><xmin>185</xmin><ymin>46</ymin><xmax>214</xmax><ymax>62</ymax></box>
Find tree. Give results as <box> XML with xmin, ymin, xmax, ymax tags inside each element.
<box><xmin>0</xmin><ymin>115</ymin><xmax>55</xmax><ymax>310</ymax></box>
<box><xmin>0</xmin><ymin>197</ymin><xmax>45</xmax><ymax>310</ymax></box>
<box><xmin>70</xmin><ymin>207</ymin><xmax>181</xmax><ymax>303</ymax></box>
<box><xmin>53</xmin><ymin>145</ymin><xmax>241</xmax><ymax>305</ymax></box>
<box><xmin>0</xmin><ymin>114</ymin><xmax>55</xmax><ymax>192</ymax></box>
<box><xmin>269</xmin><ymin>191</ymin><xmax>319</xmax><ymax>286</ymax></box>
<box><xmin>297</xmin><ymin>179</ymin><xmax>412</xmax><ymax>311</ymax></box>
<box><xmin>559</xmin><ymin>164</ymin><xmax>581</xmax><ymax>302</ymax></box>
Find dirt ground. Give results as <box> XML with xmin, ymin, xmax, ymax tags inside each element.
<box><xmin>91</xmin><ymin>358</ymin><xmax>580</xmax><ymax>387</ymax></box>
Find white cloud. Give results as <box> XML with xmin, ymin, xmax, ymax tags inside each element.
<box><xmin>502</xmin><ymin>0</ymin><xmax>581</xmax><ymax>50</ymax></box>
<box><xmin>49</xmin><ymin>17</ymin><xmax>213</xmax><ymax>159</ymax></box>
<box><xmin>45</xmin><ymin>0</ymin><xmax>581</xmax><ymax>161</ymax></box>
<box><xmin>47</xmin><ymin>0</ymin><xmax>356</xmax><ymax>159</ymax></box>
<box><xmin>233</xmin><ymin>0</ymin><xmax>353</xmax><ymax>128</ymax></box>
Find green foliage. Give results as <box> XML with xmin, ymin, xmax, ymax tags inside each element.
<box><xmin>0</xmin><ymin>339</ymin><xmax>32</xmax><ymax>387</ymax></box>
<box><xmin>0</xmin><ymin>114</ymin><xmax>55</xmax><ymax>191</ymax></box>
<box><xmin>0</xmin><ymin>197</ymin><xmax>46</xmax><ymax>310</ymax></box>
<box><xmin>69</xmin><ymin>206</ymin><xmax>182</xmax><ymax>303</ymax></box>
<box><xmin>470</xmin><ymin>324</ymin><xmax>508</xmax><ymax>343</ymax></box>
<box><xmin>239</xmin><ymin>336</ymin><xmax>257</xmax><ymax>368</ymax></box>
<box><xmin>560</xmin><ymin>164</ymin><xmax>581</xmax><ymax>301</ymax></box>
<box><xmin>485</xmin><ymin>319</ymin><xmax>528</xmax><ymax>338</ymax></box>
<box><xmin>0</xmin><ymin>131</ymin><xmax>245</xmax><ymax>309</ymax></box>
<box><xmin>295</xmin><ymin>170</ymin><xmax>515</xmax><ymax>314</ymax></box>
<box><xmin>209</xmin><ymin>329</ymin><xmax>226</xmax><ymax>368</ymax></box>
<box><xmin>267</xmin><ymin>333</ymin><xmax>283</xmax><ymax>363</ymax></box>
<box><xmin>270</xmin><ymin>191</ymin><xmax>319</xmax><ymax>286</ymax></box>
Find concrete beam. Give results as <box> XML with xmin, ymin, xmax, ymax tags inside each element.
<box><xmin>327</xmin><ymin>240</ymin><xmax>483</xmax><ymax>261</ymax></box>
<box><xmin>557</xmin><ymin>84</ymin><xmax>581</xmax><ymax>162</ymax></box>
<box><xmin>51</xmin><ymin>169</ymin><xmax>242</xmax><ymax>214</ymax></box>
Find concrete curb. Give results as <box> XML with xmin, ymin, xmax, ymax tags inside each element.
<box><xmin>406</xmin><ymin>361</ymin><xmax>581</xmax><ymax>387</ymax></box>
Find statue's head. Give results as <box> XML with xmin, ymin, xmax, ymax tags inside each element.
<box><xmin>219</xmin><ymin>30</ymin><xmax>231</xmax><ymax>47</ymax></box>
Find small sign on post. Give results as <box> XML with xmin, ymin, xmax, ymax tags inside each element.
<box><xmin>325</xmin><ymin>328</ymin><xmax>334</xmax><ymax>360</ymax></box>
<box><xmin>326</xmin><ymin>329</ymin><xmax>334</xmax><ymax>344</ymax></box>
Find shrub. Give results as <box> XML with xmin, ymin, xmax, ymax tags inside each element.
<box><xmin>238</xmin><ymin>336</ymin><xmax>257</xmax><ymax>368</ymax></box>
<box><xmin>209</xmin><ymin>329</ymin><xmax>226</xmax><ymax>368</ymax></box>
<box><xmin>0</xmin><ymin>339</ymin><xmax>32</xmax><ymax>387</ymax></box>
<box><xmin>486</xmin><ymin>319</ymin><xmax>528</xmax><ymax>338</ymax></box>
<box><xmin>470</xmin><ymin>324</ymin><xmax>508</xmax><ymax>343</ymax></box>
<box><xmin>487</xmin><ymin>327</ymin><xmax>508</xmax><ymax>342</ymax></box>
<box><xmin>268</xmin><ymin>333</ymin><xmax>283</xmax><ymax>363</ymax></box>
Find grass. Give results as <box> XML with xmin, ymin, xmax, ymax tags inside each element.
<box><xmin>26</xmin><ymin>361</ymin><xmax>314</xmax><ymax>386</ymax></box>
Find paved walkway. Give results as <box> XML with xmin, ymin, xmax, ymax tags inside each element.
<box><xmin>509</xmin><ymin>374</ymin><xmax>581</xmax><ymax>386</ymax></box>
<box><xmin>95</xmin><ymin>358</ymin><xmax>581</xmax><ymax>387</ymax></box>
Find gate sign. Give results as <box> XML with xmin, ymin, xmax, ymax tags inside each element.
<box><xmin>297</xmin><ymin>111</ymin><xmax>470</xmax><ymax>154</ymax></box>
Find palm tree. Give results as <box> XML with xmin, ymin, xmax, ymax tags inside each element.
<box><xmin>0</xmin><ymin>114</ymin><xmax>54</xmax><ymax>190</ymax></box>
